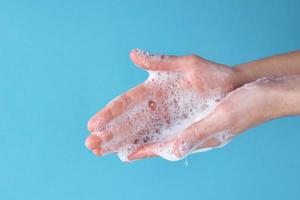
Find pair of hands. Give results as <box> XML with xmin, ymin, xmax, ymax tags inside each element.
<box><xmin>85</xmin><ymin>49</ymin><xmax>281</xmax><ymax>161</ymax></box>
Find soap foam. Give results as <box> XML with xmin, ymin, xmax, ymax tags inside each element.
<box><xmin>95</xmin><ymin>70</ymin><xmax>232</xmax><ymax>161</ymax></box>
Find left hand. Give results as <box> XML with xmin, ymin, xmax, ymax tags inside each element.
<box><xmin>128</xmin><ymin>77</ymin><xmax>281</xmax><ymax>160</ymax></box>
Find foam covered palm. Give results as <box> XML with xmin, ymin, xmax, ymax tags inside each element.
<box><xmin>85</xmin><ymin>49</ymin><xmax>238</xmax><ymax>161</ymax></box>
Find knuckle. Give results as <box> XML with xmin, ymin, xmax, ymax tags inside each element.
<box><xmin>108</xmin><ymin>95</ymin><xmax>128</xmax><ymax>111</ymax></box>
<box><xmin>121</xmin><ymin>93</ymin><xmax>130</xmax><ymax>107</ymax></box>
<box><xmin>187</xmin><ymin>125</ymin><xmax>207</xmax><ymax>142</ymax></box>
<box><xmin>186</xmin><ymin>54</ymin><xmax>201</xmax><ymax>63</ymax></box>
<box><xmin>105</xmin><ymin>107</ymin><xmax>114</xmax><ymax>118</ymax></box>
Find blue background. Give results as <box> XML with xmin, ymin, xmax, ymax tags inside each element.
<box><xmin>1</xmin><ymin>0</ymin><xmax>300</xmax><ymax>199</ymax></box>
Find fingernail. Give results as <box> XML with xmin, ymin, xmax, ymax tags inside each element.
<box><xmin>133</xmin><ymin>49</ymin><xmax>152</xmax><ymax>57</ymax></box>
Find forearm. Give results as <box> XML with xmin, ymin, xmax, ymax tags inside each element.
<box><xmin>234</xmin><ymin>50</ymin><xmax>300</xmax><ymax>86</ymax></box>
<box><xmin>270</xmin><ymin>75</ymin><xmax>300</xmax><ymax>118</ymax></box>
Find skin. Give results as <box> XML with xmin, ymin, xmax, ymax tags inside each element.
<box><xmin>133</xmin><ymin>75</ymin><xmax>300</xmax><ymax>159</ymax></box>
<box><xmin>85</xmin><ymin>49</ymin><xmax>300</xmax><ymax>161</ymax></box>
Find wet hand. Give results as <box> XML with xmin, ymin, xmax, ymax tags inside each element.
<box><xmin>129</xmin><ymin>77</ymin><xmax>284</xmax><ymax>160</ymax></box>
<box><xmin>85</xmin><ymin>49</ymin><xmax>240</xmax><ymax>161</ymax></box>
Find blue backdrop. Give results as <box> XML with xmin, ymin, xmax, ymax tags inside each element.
<box><xmin>1</xmin><ymin>0</ymin><xmax>300</xmax><ymax>200</ymax></box>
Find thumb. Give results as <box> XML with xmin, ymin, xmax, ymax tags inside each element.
<box><xmin>173</xmin><ymin>108</ymin><xmax>225</xmax><ymax>158</ymax></box>
<box><xmin>129</xmin><ymin>48</ymin><xmax>182</xmax><ymax>71</ymax></box>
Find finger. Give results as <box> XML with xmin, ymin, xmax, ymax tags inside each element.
<box><xmin>85</xmin><ymin>134</ymin><xmax>102</xmax><ymax>150</ymax></box>
<box><xmin>127</xmin><ymin>142</ymin><xmax>158</xmax><ymax>161</ymax></box>
<box><xmin>191</xmin><ymin>132</ymin><xmax>235</xmax><ymax>154</ymax></box>
<box><xmin>129</xmin><ymin>48</ymin><xmax>184</xmax><ymax>71</ymax></box>
<box><xmin>173</xmin><ymin>125</ymin><xmax>212</xmax><ymax>158</ymax></box>
<box><xmin>92</xmin><ymin>149</ymin><xmax>102</xmax><ymax>156</ymax></box>
<box><xmin>85</xmin><ymin>134</ymin><xmax>113</xmax><ymax>156</ymax></box>
<box><xmin>127</xmin><ymin>136</ymin><xmax>222</xmax><ymax>161</ymax></box>
<box><xmin>173</xmin><ymin>108</ymin><xmax>225</xmax><ymax>158</ymax></box>
<box><xmin>127</xmin><ymin>138</ymin><xmax>177</xmax><ymax>161</ymax></box>
<box><xmin>197</xmin><ymin>137</ymin><xmax>221</xmax><ymax>149</ymax></box>
<box><xmin>188</xmin><ymin>137</ymin><xmax>221</xmax><ymax>155</ymax></box>
<box><xmin>87</xmin><ymin>84</ymin><xmax>149</xmax><ymax>132</ymax></box>
<box><xmin>90</xmin><ymin>94</ymin><xmax>164</xmax><ymax>143</ymax></box>
<box><xmin>90</xmin><ymin>126</ymin><xmax>160</xmax><ymax>159</ymax></box>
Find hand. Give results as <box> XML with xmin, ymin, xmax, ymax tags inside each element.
<box><xmin>85</xmin><ymin>49</ymin><xmax>241</xmax><ymax>161</ymax></box>
<box><xmin>128</xmin><ymin>76</ymin><xmax>289</xmax><ymax>160</ymax></box>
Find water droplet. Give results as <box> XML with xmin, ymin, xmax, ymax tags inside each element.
<box><xmin>184</xmin><ymin>159</ymin><xmax>189</xmax><ymax>167</ymax></box>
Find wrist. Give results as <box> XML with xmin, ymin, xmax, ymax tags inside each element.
<box><xmin>255</xmin><ymin>76</ymin><xmax>300</xmax><ymax>119</ymax></box>
<box><xmin>233</xmin><ymin>64</ymin><xmax>258</xmax><ymax>87</ymax></box>
<box><xmin>230</xmin><ymin>67</ymin><xmax>250</xmax><ymax>89</ymax></box>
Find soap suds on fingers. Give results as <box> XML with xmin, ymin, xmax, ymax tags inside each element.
<box><xmin>89</xmin><ymin>68</ymin><xmax>233</xmax><ymax>162</ymax></box>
